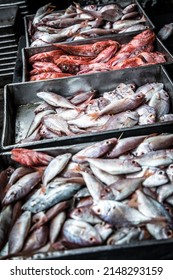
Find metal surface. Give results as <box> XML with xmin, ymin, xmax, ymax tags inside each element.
<box><xmin>24</xmin><ymin>0</ymin><xmax>155</xmax><ymax>47</ymax></box>
<box><xmin>2</xmin><ymin>64</ymin><xmax>173</xmax><ymax>150</ymax></box>
<box><xmin>1</xmin><ymin>124</ymin><xmax>173</xmax><ymax>259</ymax></box>
<box><xmin>0</xmin><ymin>5</ymin><xmax>19</xmax><ymax>36</ymax></box>
<box><xmin>22</xmin><ymin>31</ymin><xmax>173</xmax><ymax>83</ymax></box>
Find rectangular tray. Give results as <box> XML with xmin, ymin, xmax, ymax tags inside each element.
<box><xmin>0</xmin><ymin>5</ymin><xmax>20</xmax><ymax>36</ymax></box>
<box><xmin>22</xmin><ymin>31</ymin><xmax>173</xmax><ymax>82</ymax></box>
<box><xmin>1</xmin><ymin>124</ymin><xmax>173</xmax><ymax>260</ymax></box>
<box><xmin>24</xmin><ymin>0</ymin><xmax>155</xmax><ymax>47</ymax></box>
<box><xmin>2</xmin><ymin>64</ymin><xmax>173</xmax><ymax>150</ymax></box>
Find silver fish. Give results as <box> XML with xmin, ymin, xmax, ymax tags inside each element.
<box><xmin>158</xmin><ymin>23</ymin><xmax>173</xmax><ymax>41</ymax></box>
<box><xmin>106</xmin><ymin>135</ymin><xmax>146</xmax><ymax>158</ymax></box>
<box><xmin>142</xmin><ymin>169</ymin><xmax>169</xmax><ymax>188</ymax></box>
<box><xmin>23</xmin><ymin>225</ymin><xmax>49</xmax><ymax>252</ymax></box>
<box><xmin>37</xmin><ymin>91</ymin><xmax>78</xmax><ymax>110</ymax></box>
<box><xmin>62</xmin><ymin>219</ymin><xmax>102</xmax><ymax>247</ymax></box>
<box><xmin>107</xmin><ymin>227</ymin><xmax>141</xmax><ymax>245</ymax></box>
<box><xmin>92</xmin><ymin>199</ymin><xmax>155</xmax><ymax>226</ymax></box>
<box><xmin>135</xmin><ymin>82</ymin><xmax>164</xmax><ymax>102</ymax></box>
<box><xmin>0</xmin><ymin>206</ymin><xmax>12</xmax><ymax>251</ymax></box>
<box><xmin>50</xmin><ymin>211</ymin><xmax>66</xmax><ymax>243</ymax></box>
<box><xmin>90</xmin><ymin>164</ymin><xmax>120</xmax><ymax>185</ymax></box>
<box><xmin>160</xmin><ymin>114</ymin><xmax>173</xmax><ymax>122</ymax></box>
<box><xmin>86</xmin><ymin>158</ymin><xmax>141</xmax><ymax>175</ymax></box>
<box><xmin>3</xmin><ymin>170</ymin><xmax>43</xmax><ymax>205</ymax></box>
<box><xmin>8</xmin><ymin>211</ymin><xmax>31</xmax><ymax>254</ymax></box>
<box><xmin>157</xmin><ymin>183</ymin><xmax>173</xmax><ymax>203</ymax></box>
<box><xmin>136</xmin><ymin>104</ymin><xmax>156</xmax><ymax>125</ymax></box>
<box><xmin>135</xmin><ymin>150</ymin><xmax>173</xmax><ymax>167</ymax></box>
<box><xmin>43</xmin><ymin>114</ymin><xmax>73</xmax><ymax>136</ymax></box>
<box><xmin>94</xmin><ymin>223</ymin><xmax>113</xmax><ymax>242</ymax></box>
<box><xmin>112</xmin><ymin>16</ymin><xmax>146</xmax><ymax>31</ymax></box>
<box><xmin>42</xmin><ymin>153</ymin><xmax>72</xmax><ymax>186</ymax></box>
<box><xmin>72</xmin><ymin>138</ymin><xmax>117</xmax><ymax>163</ymax></box>
<box><xmin>69</xmin><ymin>206</ymin><xmax>102</xmax><ymax>225</ymax></box>
<box><xmin>23</xmin><ymin>183</ymin><xmax>81</xmax><ymax>213</ymax></box>
<box><xmin>148</xmin><ymin>89</ymin><xmax>170</xmax><ymax>118</ymax></box>
<box><xmin>27</xmin><ymin>109</ymin><xmax>55</xmax><ymax>137</ymax></box>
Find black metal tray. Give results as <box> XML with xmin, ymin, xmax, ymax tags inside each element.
<box><xmin>24</xmin><ymin>0</ymin><xmax>155</xmax><ymax>47</ymax></box>
<box><xmin>0</xmin><ymin>5</ymin><xmax>20</xmax><ymax>36</ymax></box>
<box><xmin>2</xmin><ymin>64</ymin><xmax>173</xmax><ymax>150</ymax></box>
<box><xmin>1</xmin><ymin>124</ymin><xmax>173</xmax><ymax>260</ymax></box>
<box><xmin>22</xmin><ymin>31</ymin><xmax>173</xmax><ymax>82</ymax></box>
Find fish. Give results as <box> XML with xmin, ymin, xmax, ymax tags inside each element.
<box><xmin>8</xmin><ymin>211</ymin><xmax>31</xmax><ymax>254</ymax></box>
<box><xmin>62</xmin><ymin>219</ymin><xmax>102</xmax><ymax>247</ymax></box>
<box><xmin>69</xmin><ymin>206</ymin><xmax>102</xmax><ymax>225</ymax></box>
<box><xmin>94</xmin><ymin>223</ymin><xmax>113</xmax><ymax>242</ymax></box>
<box><xmin>0</xmin><ymin>206</ymin><xmax>12</xmax><ymax>251</ymax></box>
<box><xmin>148</xmin><ymin>89</ymin><xmax>170</xmax><ymax>118</ymax></box>
<box><xmin>11</xmin><ymin>148</ymin><xmax>53</xmax><ymax>167</ymax></box>
<box><xmin>3</xmin><ymin>170</ymin><xmax>43</xmax><ymax>205</ymax></box>
<box><xmin>32</xmin><ymin>3</ymin><xmax>54</xmax><ymax>27</ymax></box>
<box><xmin>22</xmin><ymin>183</ymin><xmax>81</xmax><ymax>213</ymax></box>
<box><xmin>30</xmin><ymin>72</ymin><xmax>72</xmax><ymax>81</ymax></box>
<box><xmin>42</xmin><ymin>114</ymin><xmax>74</xmax><ymax>136</ymax></box>
<box><xmin>90</xmin><ymin>164</ymin><xmax>120</xmax><ymax>185</ymax></box>
<box><xmin>122</xmin><ymin>3</ymin><xmax>137</xmax><ymax>14</ymax></box>
<box><xmin>158</xmin><ymin>23</ymin><xmax>173</xmax><ymax>41</ymax></box>
<box><xmin>89</xmin><ymin>93</ymin><xmax>145</xmax><ymax>119</ymax></box>
<box><xmin>42</xmin><ymin>153</ymin><xmax>72</xmax><ymax>186</ymax></box>
<box><xmin>72</xmin><ymin>138</ymin><xmax>117</xmax><ymax>163</ymax></box>
<box><xmin>157</xmin><ymin>183</ymin><xmax>173</xmax><ymax>203</ymax></box>
<box><xmin>112</xmin><ymin>16</ymin><xmax>146</xmax><ymax>32</ymax></box>
<box><xmin>106</xmin><ymin>135</ymin><xmax>146</xmax><ymax>158</ymax></box>
<box><xmin>92</xmin><ymin>199</ymin><xmax>158</xmax><ymax>227</ymax></box>
<box><xmin>37</xmin><ymin>91</ymin><xmax>79</xmax><ymax>110</ymax></box>
<box><xmin>142</xmin><ymin>169</ymin><xmax>169</xmax><ymax>188</ymax></box>
<box><xmin>107</xmin><ymin>227</ymin><xmax>141</xmax><ymax>245</ymax></box>
<box><xmin>135</xmin><ymin>150</ymin><xmax>173</xmax><ymax>167</ymax></box>
<box><xmin>86</xmin><ymin>157</ymin><xmax>141</xmax><ymax>175</ymax></box>
<box><xmin>136</xmin><ymin>104</ymin><xmax>156</xmax><ymax>125</ymax></box>
<box><xmin>50</xmin><ymin>211</ymin><xmax>66</xmax><ymax>243</ymax></box>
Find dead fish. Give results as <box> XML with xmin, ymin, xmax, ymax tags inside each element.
<box><xmin>72</xmin><ymin>138</ymin><xmax>117</xmax><ymax>163</ymax></box>
<box><xmin>106</xmin><ymin>135</ymin><xmax>146</xmax><ymax>158</ymax></box>
<box><xmin>135</xmin><ymin>149</ymin><xmax>173</xmax><ymax>167</ymax></box>
<box><xmin>80</xmin><ymin>171</ymin><xmax>106</xmax><ymax>202</ymax></box>
<box><xmin>69</xmin><ymin>206</ymin><xmax>102</xmax><ymax>225</ymax></box>
<box><xmin>90</xmin><ymin>164</ymin><xmax>120</xmax><ymax>185</ymax></box>
<box><xmin>119</xmin><ymin>23</ymin><xmax>147</xmax><ymax>33</ymax></box>
<box><xmin>112</xmin><ymin>15</ymin><xmax>146</xmax><ymax>31</ymax></box>
<box><xmin>89</xmin><ymin>93</ymin><xmax>145</xmax><ymax>118</ymax></box>
<box><xmin>92</xmin><ymin>199</ymin><xmax>156</xmax><ymax>227</ymax></box>
<box><xmin>0</xmin><ymin>206</ymin><xmax>12</xmax><ymax>251</ymax></box>
<box><xmin>22</xmin><ymin>183</ymin><xmax>81</xmax><ymax>213</ymax></box>
<box><xmin>142</xmin><ymin>169</ymin><xmax>169</xmax><ymax>188</ymax></box>
<box><xmin>86</xmin><ymin>158</ymin><xmax>141</xmax><ymax>175</ymax></box>
<box><xmin>42</xmin><ymin>153</ymin><xmax>72</xmax><ymax>186</ymax></box>
<box><xmin>136</xmin><ymin>104</ymin><xmax>156</xmax><ymax>125</ymax></box>
<box><xmin>135</xmin><ymin>82</ymin><xmax>164</xmax><ymax>102</ymax></box>
<box><xmin>27</xmin><ymin>109</ymin><xmax>55</xmax><ymax>137</ymax></box>
<box><xmin>33</xmin><ymin>3</ymin><xmax>54</xmax><ymax>27</ymax></box>
<box><xmin>3</xmin><ymin>170</ymin><xmax>43</xmax><ymax>205</ymax></box>
<box><xmin>122</xmin><ymin>3</ymin><xmax>137</xmax><ymax>14</ymax></box>
<box><xmin>157</xmin><ymin>183</ymin><xmax>173</xmax><ymax>203</ymax></box>
<box><xmin>23</xmin><ymin>225</ymin><xmax>49</xmax><ymax>252</ymax></box>
<box><xmin>42</xmin><ymin>114</ymin><xmax>74</xmax><ymax>136</ymax></box>
<box><xmin>8</xmin><ymin>211</ymin><xmax>31</xmax><ymax>254</ymax></box>
<box><xmin>158</xmin><ymin>23</ymin><xmax>173</xmax><ymax>41</ymax></box>
<box><xmin>94</xmin><ymin>222</ymin><xmax>113</xmax><ymax>242</ymax></box>
<box><xmin>121</xmin><ymin>11</ymin><xmax>139</xmax><ymax>20</ymax></box>
<box><xmin>37</xmin><ymin>91</ymin><xmax>79</xmax><ymax>110</ymax></box>
<box><xmin>34</xmin><ymin>101</ymin><xmax>54</xmax><ymax>114</ymax></box>
<box><xmin>107</xmin><ymin>227</ymin><xmax>141</xmax><ymax>245</ymax></box>
<box><xmin>148</xmin><ymin>89</ymin><xmax>170</xmax><ymax>118</ymax></box>
<box><xmin>62</xmin><ymin>219</ymin><xmax>102</xmax><ymax>247</ymax></box>
<box><xmin>50</xmin><ymin>211</ymin><xmax>66</xmax><ymax>243</ymax></box>
<box><xmin>160</xmin><ymin>114</ymin><xmax>173</xmax><ymax>122</ymax></box>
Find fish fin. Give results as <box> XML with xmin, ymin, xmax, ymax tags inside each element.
<box><xmin>88</xmin><ymin>112</ymin><xmax>100</xmax><ymax>120</ymax></box>
<box><xmin>118</xmin><ymin>132</ymin><xmax>124</xmax><ymax>141</ymax></box>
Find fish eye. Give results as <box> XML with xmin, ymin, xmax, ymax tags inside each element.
<box><xmin>106</xmin><ymin>140</ymin><xmax>110</xmax><ymax>145</ymax></box>
<box><xmin>158</xmin><ymin>171</ymin><xmax>164</xmax><ymax>175</ymax></box>
<box><xmin>96</xmin><ymin>208</ymin><xmax>101</xmax><ymax>214</ymax></box>
<box><xmin>89</xmin><ymin>236</ymin><xmax>95</xmax><ymax>242</ymax></box>
<box><xmin>77</xmin><ymin>208</ymin><xmax>82</xmax><ymax>213</ymax></box>
<box><xmin>166</xmin><ymin>228</ymin><xmax>173</xmax><ymax>238</ymax></box>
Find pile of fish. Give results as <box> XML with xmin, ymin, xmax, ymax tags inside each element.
<box><xmin>28</xmin><ymin>30</ymin><xmax>166</xmax><ymax>81</ymax></box>
<box><xmin>19</xmin><ymin>81</ymin><xmax>171</xmax><ymax>144</ymax></box>
<box><xmin>1</xmin><ymin>133</ymin><xmax>173</xmax><ymax>258</ymax></box>
<box><xmin>29</xmin><ymin>2</ymin><xmax>148</xmax><ymax>47</ymax></box>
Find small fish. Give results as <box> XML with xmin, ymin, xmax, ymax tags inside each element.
<box><xmin>11</xmin><ymin>148</ymin><xmax>53</xmax><ymax>167</ymax></box>
<box><xmin>62</xmin><ymin>219</ymin><xmax>102</xmax><ymax>247</ymax></box>
<box><xmin>37</xmin><ymin>91</ymin><xmax>79</xmax><ymax>110</ymax></box>
<box><xmin>3</xmin><ymin>170</ymin><xmax>43</xmax><ymax>205</ymax></box>
<box><xmin>92</xmin><ymin>199</ymin><xmax>157</xmax><ymax>227</ymax></box>
<box><xmin>8</xmin><ymin>211</ymin><xmax>31</xmax><ymax>254</ymax></box>
<box><xmin>142</xmin><ymin>169</ymin><xmax>169</xmax><ymax>188</ymax></box>
<box><xmin>42</xmin><ymin>153</ymin><xmax>72</xmax><ymax>186</ymax></box>
<box><xmin>157</xmin><ymin>183</ymin><xmax>173</xmax><ymax>203</ymax></box>
<box><xmin>158</xmin><ymin>23</ymin><xmax>173</xmax><ymax>41</ymax></box>
<box><xmin>43</xmin><ymin>114</ymin><xmax>74</xmax><ymax>136</ymax></box>
<box><xmin>69</xmin><ymin>206</ymin><xmax>102</xmax><ymax>225</ymax></box>
<box><xmin>50</xmin><ymin>211</ymin><xmax>66</xmax><ymax>243</ymax></box>
<box><xmin>72</xmin><ymin>138</ymin><xmax>117</xmax><ymax>163</ymax></box>
<box><xmin>148</xmin><ymin>89</ymin><xmax>170</xmax><ymax>119</ymax></box>
<box><xmin>86</xmin><ymin>157</ymin><xmax>141</xmax><ymax>175</ymax></box>
<box><xmin>107</xmin><ymin>227</ymin><xmax>141</xmax><ymax>245</ymax></box>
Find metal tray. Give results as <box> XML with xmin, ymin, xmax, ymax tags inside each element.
<box><xmin>0</xmin><ymin>5</ymin><xmax>20</xmax><ymax>36</ymax></box>
<box><xmin>22</xmin><ymin>31</ymin><xmax>173</xmax><ymax>83</ymax></box>
<box><xmin>2</xmin><ymin>64</ymin><xmax>173</xmax><ymax>150</ymax></box>
<box><xmin>1</xmin><ymin>124</ymin><xmax>173</xmax><ymax>260</ymax></box>
<box><xmin>24</xmin><ymin>0</ymin><xmax>155</xmax><ymax>47</ymax></box>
